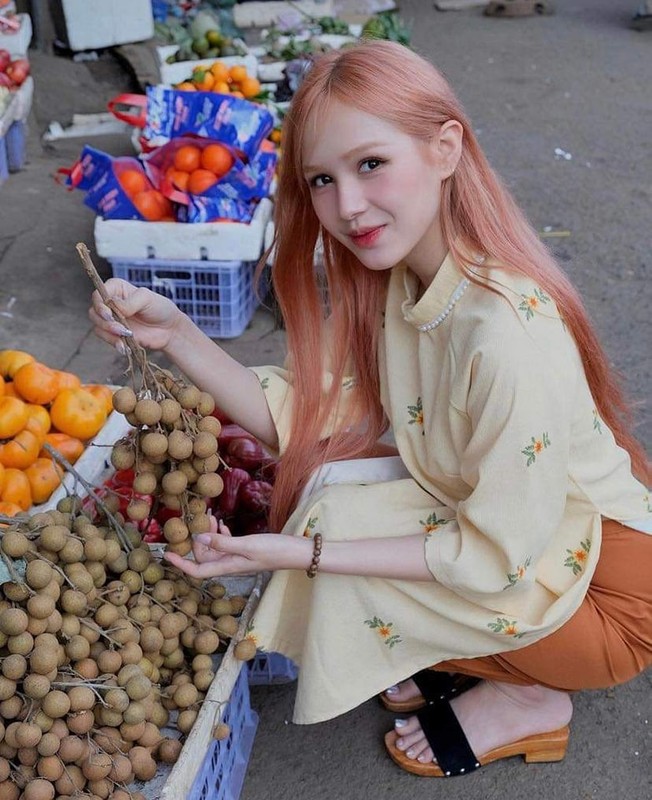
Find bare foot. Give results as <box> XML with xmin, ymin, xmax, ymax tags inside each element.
<box><xmin>391</xmin><ymin>681</ymin><xmax>573</xmax><ymax>765</ymax></box>
<box><xmin>384</xmin><ymin>678</ymin><xmax>423</xmax><ymax>705</ymax></box>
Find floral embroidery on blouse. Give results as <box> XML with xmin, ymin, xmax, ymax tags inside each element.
<box><xmin>522</xmin><ymin>432</ymin><xmax>551</xmax><ymax>466</ymax></box>
<box><xmin>259</xmin><ymin>377</ymin><xmax>269</xmax><ymax>390</ymax></box>
<box><xmin>518</xmin><ymin>288</ymin><xmax>551</xmax><ymax>320</ymax></box>
<box><xmin>420</xmin><ymin>512</ymin><xmax>451</xmax><ymax>539</ymax></box>
<box><xmin>592</xmin><ymin>409</ymin><xmax>603</xmax><ymax>434</ymax></box>
<box><xmin>303</xmin><ymin>516</ymin><xmax>318</xmax><ymax>538</ymax></box>
<box><xmin>487</xmin><ymin>618</ymin><xmax>526</xmax><ymax>638</ymax></box>
<box><xmin>364</xmin><ymin>616</ymin><xmax>402</xmax><ymax>648</ymax></box>
<box><xmin>407</xmin><ymin>397</ymin><xmax>424</xmax><ymax>434</ymax></box>
<box><xmin>564</xmin><ymin>539</ymin><xmax>591</xmax><ymax>575</ymax></box>
<box><xmin>503</xmin><ymin>556</ymin><xmax>532</xmax><ymax>590</ymax></box>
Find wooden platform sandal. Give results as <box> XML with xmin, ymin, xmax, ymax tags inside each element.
<box><xmin>384</xmin><ymin>697</ymin><xmax>570</xmax><ymax>777</ymax></box>
<box><xmin>380</xmin><ymin>670</ymin><xmax>481</xmax><ymax>713</ymax></box>
<box><xmin>485</xmin><ymin>0</ymin><xmax>555</xmax><ymax>17</ymax></box>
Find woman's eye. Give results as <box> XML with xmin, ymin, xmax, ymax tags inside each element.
<box><xmin>310</xmin><ymin>174</ymin><xmax>332</xmax><ymax>188</ymax></box>
<box><xmin>360</xmin><ymin>158</ymin><xmax>384</xmax><ymax>173</ymax></box>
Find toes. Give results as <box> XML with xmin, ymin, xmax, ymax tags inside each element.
<box><xmin>393</xmin><ymin>715</ymin><xmax>421</xmax><ymax>736</ymax></box>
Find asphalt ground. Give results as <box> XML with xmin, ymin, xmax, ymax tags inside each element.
<box><xmin>0</xmin><ymin>1</ymin><xmax>650</xmax><ymax>799</ymax></box>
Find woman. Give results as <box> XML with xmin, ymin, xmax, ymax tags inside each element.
<box><xmin>91</xmin><ymin>41</ymin><xmax>651</xmax><ymax>778</ymax></box>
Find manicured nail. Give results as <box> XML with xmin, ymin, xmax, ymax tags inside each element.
<box><xmin>115</xmin><ymin>340</ymin><xmax>127</xmax><ymax>355</ymax></box>
<box><xmin>385</xmin><ymin>685</ymin><xmax>399</xmax><ymax>696</ymax></box>
<box><xmin>112</xmin><ymin>323</ymin><xmax>133</xmax><ymax>337</ymax></box>
<box><xmin>406</xmin><ymin>749</ymin><xmax>415</xmax><ymax>759</ymax></box>
<box><xmin>418</xmin><ymin>754</ymin><xmax>429</xmax><ymax>763</ymax></box>
<box><xmin>99</xmin><ymin>306</ymin><xmax>113</xmax><ymax>322</ymax></box>
<box><xmin>394</xmin><ymin>718</ymin><xmax>407</xmax><ymax>728</ymax></box>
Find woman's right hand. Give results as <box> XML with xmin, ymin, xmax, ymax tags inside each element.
<box><xmin>89</xmin><ymin>278</ymin><xmax>184</xmax><ymax>353</ymax></box>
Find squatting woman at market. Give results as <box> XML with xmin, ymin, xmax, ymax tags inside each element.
<box><xmin>90</xmin><ymin>40</ymin><xmax>652</xmax><ymax>779</ymax></box>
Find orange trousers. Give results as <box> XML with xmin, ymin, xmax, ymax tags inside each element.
<box><xmin>436</xmin><ymin>520</ymin><xmax>652</xmax><ymax>690</ymax></box>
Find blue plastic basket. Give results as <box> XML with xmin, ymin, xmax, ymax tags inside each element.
<box><xmin>6</xmin><ymin>121</ymin><xmax>26</xmax><ymax>172</ymax></box>
<box><xmin>188</xmin><ymin>666</ymin><xmax>259</xmax><ymax>800</ymax></box>
<box><xmin>0</xmin><ymin>135</ymin><xmax>9</xmax><ymax>185</ymax></box>
<box><xmin>110</xmin><ymin>257</ymin><xmax>260</xmax><ymax>339</ymax></box>
<box><xmin>248</xmin><ymin>651</ymin><xmax>298</xmax><ymax>685</ymax></box>
<box><xmin>151</xmin><ymin>0</ymin><xmax>168</xmax><ymax>21</ymax></box>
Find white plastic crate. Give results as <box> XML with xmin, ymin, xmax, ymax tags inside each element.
<box><xmin>109</xmin><ymin>257</ymin><xmax>264</xmax><ymax>339</ymax></box>
<box><xmin>51</xmin><ymin>0</ymin><xmax>154</xmax><ymax>50</ymax></box>
<box><xmin>157</xmin><ymin>48</ymin><xmax>258</xmax><ymax>87</ymax></box>
<box><xmin>94</xmin><ymin>198</ymin><xmax>273</xmax><ymax>262</ymax></box>
<box><xmin>0</xmin><ymin>12</ymin><xmax>32</xmax><ymax>56</ymax></box>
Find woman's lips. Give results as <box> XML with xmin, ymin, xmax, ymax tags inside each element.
<box><xmin>349</xmin><ymin>225</ymin><xmax>385</xmax><ymax>247</ymax></box>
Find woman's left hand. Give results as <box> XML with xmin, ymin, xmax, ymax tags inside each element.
<box><xmin>163</xmin><ymin>519</ymin><xmax>307</xmax><ymax>579</ymax></box>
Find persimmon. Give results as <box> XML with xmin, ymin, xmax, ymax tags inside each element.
<box><xmin>0</xmin><ymin>396</ymin><xmax>29</xmax><ymax>439</ymax></box>
<box><xmin>0</xmin><ymin>376</ymin><xmax>4</xmax><ymax>398</ymax></box>
<box><xmin>200</xmin><ymin>144</ymin><xmax>233</xmax><ymax>178</ymax></box>
<box><xmin>133</xmin><ymin>190</ymin><xmax>172</xmax><ymax>222</ymax></box>
<box><xmin>83</xmin><ymin>385</ymin><xmax>114</xmax><ymax>417</ymax></box>
<box><xmin>0</xmin><ymin>350</ymin><xmax>35</xmax><ymax>379</ymax></box>
<box><xmin>193</xmin><ymin>70</ymin><xmax>214</xmax><ymax>91</ymax></box>
<box><xmin>24</xmin><ymin>459</ymin><xmax>64</xmax><ymax>505</ymax></box>
<box><xmin>210</xmin><ymin>62</ymin><xmax>229</xmax><ymax>82</ymax></box>
<box><xmin>54</xmin><ymin>370</ymin><xmax>82</xmax><ymax>392</ymax></box>
<box><xmin>0</xmin><ymin>501</ymin><xmax>23</xmax><ymax>524</ymax></box>
<box><xmin>118</xmin><ymin>169</ymin><xmax>148</xmax><ymax>197</ymax></box>
<box><xmin>0</xmin><ymin>429</ymin><xmax>41</xmax><ymax>470</ymax></box>
<box><xmin>1</xmin><ymin>468</ymin><xmax>31</xmax><ymax>511</ymax></box>
<box><xmin>39</xmin><ymin>433</ymin><xmax>84</xmax><ymax>465</ymax></box>
<box><xmin>230</xmin><ymin>91</ymin><xmax>244</xmax><ymax>99</ymax></box>
<box><xmin>50</xmin><ymin>388</ymin><xmax>107</xmax><ymax>441</ymax></box>
<box><xmin>187</xmin><ymin>169</ymin><xmax>219</xmax><ymax>195</ymax></box>
<box><xmin>2</xmin><ymin>382</ymin><xmax>20</xmax><ymax>398</ymax></box>
<box><xmin>176</xmin><ymin>82</ymin><xmax>196</xmax><ymax>92</ymax></box>
<box><xmin>213</xmin><ymin>81</ymin><xmax>231</xmax><ymax>95</ymax></box>
<box><xmin>13</xmin><ymin>362</ymin><xmax>59</xmax><ymax>405</ymax></box>
<box><xmin>173</xmin><ymin>145</ymin><xmax>202</xmax><ymax>173</ymax></box>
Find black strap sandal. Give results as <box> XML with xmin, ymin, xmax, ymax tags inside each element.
<box><xmin>417</xmin><ymin>698</ymin><xmax>482</xmax><ymax>776</ymax></box>
<box><xmin>380</xmin><ymin>670</ymin><xmax>480</xmax><ymax>712</ymax></box>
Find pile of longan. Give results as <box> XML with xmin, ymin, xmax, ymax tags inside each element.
<box><xmin>0</xmin><ymin>491</ymin><xmax>256</xmax><ymax>800</ymax></box>
<box><xmin>110</xmin><ymin>374</ymin><xmax>224</xmax><ymax>556</ymax></box>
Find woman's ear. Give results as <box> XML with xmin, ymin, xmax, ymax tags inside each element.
<box><xmin>434</xmin><ymin>120</ymin><xmax>463</xmax><ymax>179</ymax></box>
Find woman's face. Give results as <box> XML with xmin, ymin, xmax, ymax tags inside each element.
<box><xmin>301</xmin><ymin>99</ymin><xmax>459</xmax><ymax>283</ymax></box>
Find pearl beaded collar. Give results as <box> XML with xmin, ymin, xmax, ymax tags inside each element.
<box><xmin>415</xmin><ymin>278</ymin><xmax>470</xmax><ymax>332</ymax></box>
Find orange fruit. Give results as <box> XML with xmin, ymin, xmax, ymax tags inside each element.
<box><xmin>25</xmin><ymin>458</ymin><xmax>64</xmax><ymax>505</ymax></box>
<box><xmin>118</xmin><ymin>169</ymin><xmax>148</xmax><ymax>197</ymax></box>
<box><xmin>174</xmin><ymin>145</ymin><xmax>202</xmax><ymax>173</ymax></box>
<box><xmin>228</xmin><ymin>65</ymin><xmax>248</xmax><ymax>84</ymax></box>
<box><xmin>50</xmin><ymin>388</ymin><xmax>107</xmax><ymax>441</ymax></box>
<box><xmin>230</xmin><ymin>91</ymin><xmax>244</xmax><ymax>99</ymax></box>
<box><xmin>0</xmin><ymin>429</ymin><xmax>41</xmax><ymax>470</ymax></box>
<box><xmin>40</xmin><ymin>432</ymin><xmax>85</xmax><ymax>465</ymax></box>
<box><xmin>239</xmin><ymin>77</ymin><xmax>261</xmax><ymax>99</ymax></box>
<box><xmin>25</xmin><ymin>404</ymin><xmax>51</xmax><ymax>437</ymax></box>
<box><xmin>54</xmin><ymin>370</ymin><xmax>82</xmax><ymax>392</ymax></box>
<box><xmin>210</xmin><ymin>62</ymin><xmax>229</xmax><ymax>82</ymax></box>
<box><xmin>1</xmin><ymin>468</ymin><xmax>31</xmax><ymax>511</ymax></box>
<box><xmin>83</xmin><ymin>384</ymin><xmax>115</xmax><ymax>417</ymax></box>
<box><xmin>193</xmin><ymin>70</ymin><xmax>215</xmax><ymax>91</ymax></box>
<box><xmin>13</xmin><ymin>362</ymin><xmax>59</xmax><ymax>405</ymax></box>
<box><xmin>187</xmin><ymin>169</ymin><xmax>219</xmax><ymax>195</ymax></box>
<box><xmin>133</xmin><ymin>190</ymin><xmax>172</xmax><ymax>222</ymax></box>
<box><xmin>213</xmin><ymin>81</ymin><xmax>230</xmax><ymax>95</ymax></box>
<box><xmin>176</xmin><ymin>82</ymin><xmax>196</xmax><ymax>92</ymax></box>
<box><xmin>166</xmin><ymin>168</ymin><xmax>190</xmax><ymax>192</ymax></box>
<box><xmin>0</xmin><ymin>396</ymin><xmax>29</xmax><ymax>438</ymax></box>
<box><xmin>200</xmin><ymin>144</ymin><xmax>234</xmax><ymax>178</ymax></box>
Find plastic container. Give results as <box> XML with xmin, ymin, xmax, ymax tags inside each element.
<box><xmin>50</xmin><ymin>0</ymin><xmax>154</xmax><ymax>50</ymax></box>
<box><xmin>6</xmin><ymin>120</ymin><xmax>25</xmax><ymax>171</ymax></box>
<box><xmin>188</xmin><ymin>667</ymin><xmax>259</xmax><ymax>800</ymax></box>
<box><xmin>248</xmin><ymin>651</ymin><xmax>298</xmax><ymax>685</ymax></box>
<box><xmin>109</xmin><ymin>257</ymin><xmax>262</xmax><ymax>338</ymax></box>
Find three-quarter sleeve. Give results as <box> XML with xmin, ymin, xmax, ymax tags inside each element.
<box><xmin>424</xmin><ymin>312</ymin><xmax>579</xmax><ymax>603</ymax></box>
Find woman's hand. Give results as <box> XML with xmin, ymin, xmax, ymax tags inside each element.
<box><xmin>89</xmin><ymin>278</ymin><xmax>184</xmax><ymax>353</ymax></box>
<box><xmin>163</xmin><ymin>519</ymin><xmax>310</xmax><ymax>579</ymax></box>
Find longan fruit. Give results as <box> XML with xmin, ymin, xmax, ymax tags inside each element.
<box><xmin>192</xmin><ymin>453</ymin><xmax>221</xmax><ymax>474</ymax></box>
<box><xmin>212</xmin><ymin>722</ymin><xmax>230</xmax><ymax>740</ymax></box>
<box><xmin>161</xmin><ymin>470</ymin><xmax>188</xmax><ymax>496</ymax></box>
<box><xmin>110</xmin><ymin>441</ymin><xmax>135</xmax><ymax>471</ymax></box>
<box><xmin>158</xmin><ymin>737</ymin><xmax>182</xmax><ymax>764</ymax></box>
<box><xmin>140</xmin><ymin>432</ymin><xmax>168</xmax><ymax>459</ymax></box>
<box><xmin>27</xmin><ymin>593</ymin><xmax>56</xmax><ymax>620</ymax></box>
<box><xmin>194</xmin><ymin>472</ymin><xmax>224</xmax><ymax>498</ymax></box>
<box><xmin>167</xmin><ymin>429</ymin><xmax>193</xmax><ymax>461</ymax></box>
<box><xmin>193</xmin><ymin>431</ymin><xmax>218</xmax><ymax>459</ymax></box>
<box><xmin>134</xmin><ymin>398</ymin><xmax>162</xmax><ymax>427</ymax></box>
<box><xmin>177</xmin><ymin>709</ymin><xmax>198</xmax><ymax>735</ymax></box>
<box><xmin>178</xmin><ymin>460</ymin><xmax>200</xmax><ymax>483</ymax></box>
<box><xmin>126</xmin><ymin>498</ymin><xmax>151</xmax><ymax>522</ymax></box>
<box><xmin>176</xmin><ymin>385</ymin><xmax>201</xmax><ymax>410</ymax></box>
<box><xmin>193</xmin><ymin>630</ymin><xmax>220</xmax><ymax>654</ymax></box>
<box><xmin>159</xmin><ymin>397</ymin><xmax>182</xmax><ymax>425</ymax></box>
<box><xmin>1</xmin><ymin>530</ymin><xmax>29</xmax><ymax>558</ymax></box>
<box><xmin>234</xmin><ymin>639</ymin><xmax>257</xmax><ymax>661</ymax></box>
<box><xmin>7</xmin><ymin>631</ymin><xmax>33</xmax><ymax>656</ymax></box>
<box><xmin>215</xmin><ymin>615</ymin><xmax>238</xmax><ymax>638</ymax></box>
<box><xmin>112</xmin><ymin>386</ymin><xmax>137</xmax><ymax>415</ymax></box>
<box><xmin>193</xmin><ymin>669</ymin><xmax>214</xmax><ymax>692</ymax></box>
<box><xmin>163</xmin><ymin>517</ymin><xmax>189</xmax><ymax>545</ymax></box>
<box><xmin>197</xmin><ymin>414</ymin><xmax>221</xmax><ymax>436</ymax></box>
<box><xmin>132</xmin><ymin>471</ymin><xmax>157</xmax><ymax>495</ymax></box>
<box><xmin>2</xmin><ymin>654</ymin><xmax>27</xmax><ymax>681</ymax></box>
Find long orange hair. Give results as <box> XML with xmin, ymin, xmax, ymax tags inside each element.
<box><xmin>265</xmin><ymin>40</ymin><xmax>649</xmax><ymax>530</ymax></box>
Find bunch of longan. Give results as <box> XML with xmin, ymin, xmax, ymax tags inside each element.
<box><xmin>110</xmin><ymin>374</ymin><xmax>224</xmax><ymax>556</ymax></box>
<box><xmin>0</xmin><ymin>492</ymin><xmax>253</xmax><ymax>800</ymax></box>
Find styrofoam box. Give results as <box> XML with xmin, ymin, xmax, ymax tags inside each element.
<box><xmin>52</xmin><ymin>0</ymin><xmax>154</xmax><ymax>51</ymax></box>
<box><xmin>0</xmin><ymin>13</ymin><xmax>32</xmax><ymax>56</ymax></box>
<box><xmin>157</xmin><ymin>48</ymin><xmax>258</xmax><ymax>87</ymax></box>
<box><xmin>94</xmin><ymin>197</ymin><xmax>273</xmax><ymax>261</ymax></box>
<box><xmin>233</xmin><ymin>0</ymin><xmax>334</xmax><ymax>28</ymax></box>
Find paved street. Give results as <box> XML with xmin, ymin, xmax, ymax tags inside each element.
<box><xmin>0</xmin><ymin>1</ymin><xmax>650</xmax><ymax>798</ymax></box>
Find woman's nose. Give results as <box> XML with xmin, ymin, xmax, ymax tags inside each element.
<box><xmin>337</xmin><ymin>181</ymin><xmax>367</xmax><ymax>220</ymax></box>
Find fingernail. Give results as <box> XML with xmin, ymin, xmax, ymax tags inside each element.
<box><xmin>385</xmin><ymin>685</ymin><xmax>399</xmax><ymax>696</ymax></box>
<box><xmin>110</xmin><ymin>323</ymin><xmax>132</xmax><ymax>337</ymax></box>
<box><xmin>194</xmin><ymin>533</ymin><xmax>212</xmax><ymax>544</ymax></box>
<box><xmin>99</xmin><ymin>306</ymin><xmax>113</xmax><ymax>322</ymax></box>
<box><xmin>115</xmin><ymin>340</ymin><xmax>127</xmax><ymax>355</ymax></box>
<box><xmin>394</xmin><ymin>718</ymin><xmax>407</xmax><ymax>728</ymax></box>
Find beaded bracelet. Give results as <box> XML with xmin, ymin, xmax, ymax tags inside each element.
<box><xmin>306</xmin><ymin>533</ymin><xmax>322</xmax><ymax>579</ymax></box>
